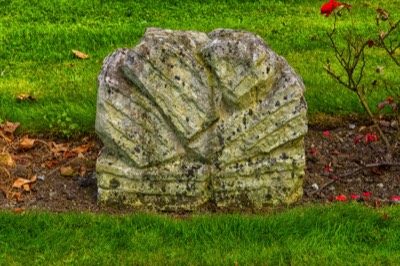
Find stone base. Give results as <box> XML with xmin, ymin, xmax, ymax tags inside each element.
<box><xmin>97</xmin><ymin>138</ymin><xmax>304</xmax><ymax>211</ymax></box>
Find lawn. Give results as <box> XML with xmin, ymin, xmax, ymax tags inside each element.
<box><xmin>1</xmin><ymin>1</ymin><xmax>400</xmax><ymax>265</ymax></box>
<box><xmin>1</xmin><ymin>0</ymin><xmax>399</xmax><ymax>136</ymax></box>
<box><xmin>1</xmin><ymin>203</ymin><xmax>400</xmax><ymax>265</ymax></box>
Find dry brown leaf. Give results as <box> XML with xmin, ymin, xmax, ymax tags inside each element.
<box><xmin>72</xmin><ymin>50</ymin><xmax>89</xmax><ymax>59</ymax></box>
<box><xmin>71</xmin><ymin>142</ymin><xmax>95</xmax><ymax>154</ymax></box>
<box><xmin>60</xmin><ymin>166</ymin><xmax>76</xmax><ymax>177</ymax></box>
<box><xmin>23</xmin><ymin>184</ymin><xmax>30</xmax><ymax>192</ymax></box>
<box><xmin>0</xmin><ymin>121</ymin><xmax>20</xmax><ymax>142</ymax></box>
<box><xmin>51</xmin><ymin>142</ymin><xmax>70</xmax><ymax>157</ymax></box>
<box><xmin>63</xmin><ymin>151</ymin><xmax>76</xmax><ymax>159</ymax></box>
<box><xmin>5</xmin><ymin>121</ymin><xmax>20</xmax><ymax>133</ymax></box>
<box><xmin>0</xmin><ymin>152</ymin><xmax>16</xmax><ymax>167</ymax></box>
<box><xmin>19</xmin><ymin>136</ymin><xmax>36</xmax><ymax>150</ymax></box>
<box><xmin>359</xmin><ymin>126</ymin><xmax>367</xmax><ymax>132</ymax></box>
<box><xmin>16</xmin><ymin>94</ymin><xmax>36</xmax><ymax>102</ymax></box>
<box><xmin>0</xmin><ymin>184</ymin><xmax>9</xmax><ymax>195</ymax></box>
<box><xmin>12</xmin><ymin>175</ymin><xmax>37</xmax><ymax>189</ymax></box>
<box><xmin>79</xmin><ymin>165</ymin><xmax>87</xmax><ymax>176</ymax></box>
<box><xmin>8</xmin><ymin>191</ymin><xmax>23</xmax><ymax>202</ymax></box>
<box><xmin>14</xmin><ymin>207</ymin><xmax>25</xmax><ymax>213</ymax></box>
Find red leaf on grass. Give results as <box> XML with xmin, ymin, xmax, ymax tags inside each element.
<box><xmin>323</xmin><ymin>131</ymin><xmax>330</xmax><ymax>136</ymax></box>
<box><xmin>309</xmin><ymin>149</ymin><xmax>318</xmax><ymax>154</ymax></box>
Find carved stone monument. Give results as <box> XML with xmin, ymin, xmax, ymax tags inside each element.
<box><xmin>96</xmin><ymin>28</ymin><xmax>307</xmax><ymax>210</ymax></box>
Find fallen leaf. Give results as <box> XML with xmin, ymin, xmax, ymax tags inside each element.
<box><xmin>309</xmin><ymin>149</ymin><xmax>318</xmax><ymax>154</ymax></box>
<box><xmin>330</xmin><ymin>150</ymin><xmax>340</xmax><ymax>155</ymax></box>
<box><xmin>19</xmin><ymin>136</ymin><xmax>36</xmax><ymax>150</ymax></box>
<box><xmin>16</xmin><ymin>94</ymin><xmax>36</xmax><ymax>102</ymax></box>
<box><xmin>0</xmin><ymin>184</ymin><xmax>9</xmax><ymax>195</ymax></box>
<box><xmin>358</xmin><ymin>126</ymin><xmax>367</xmax><ymax>132</ymax></box>
<box><xmin>0</xmin><ymin>152</ymin><xmax>16</xmax><ymax>167</ymax></box>
<box><xmin>71</xmin><ymin>142</ymin><xmax>95</xmax><ymax>154</ymax></box>
<box><xmin>381</xmin><ymin>213</ymin><xmax>389</xmax><ymax>219</ymax></box>
<box><xmin>79</xmin><ymin>165</ymin><xmax>87</xmax><ymax>176</ymax></box>
<box><xmin>14</xmin><ymin>207</ymin><xmax>25</xmax><ymax>214</ymax></box>
<box><xmin>23</xmin><ymin>184</ymin><xmax>30</xmax><ymax>192</ymax></box>
<box><xmin>5</xmin><ymin>121</ymin><xmax>20</xmax><ymax>133</ymax></box>
<box><xmin>9</xmin><ymin>191</ymin><xmax>23</xmax><ymax>202</ymax></box>
<box><xmin>363</xmin><ymin>191</ymin><xmax>371</xmax><ymax>198</ymax></box>
<box><xmin>63</xmin><ymin>151</ymin><xmax>76</xmax><ymax>159</ymax></box>
<box><xmin>371</xmin><ymin>167</ymin><xmax>384</xmax><ymax>175</ymax></box>
<box><xmin>50</xmin><ymin>142</ymin><xmax>70</xmax><ymax>158</ymax></box>
<box><xmin>391</xmin><ymin>195</ymin><xmax>400</xmax><ymax>201</ymax></box>
<box><xmin>72</xmin><ymin>50</ymin><xmax>89</xmax><ymax>59</ymax></box>
<box><xmin>60</xmin><ymin>166</ymin><xmax>76</xmax><ymax>177</ymax></box>
<box><xmin>350</xmin><ymin>194</ymin><xmax>360</xmax><ymax>200</ymax></box>
<box><xmin>323</xmin><ymin>131</ymin><xmax>330</xmax><ymax>136</ymax></box>
<box><xmin>12</xmin><ymin>175</ymin><xmax>37</xmax><ymax>189</ymax></box>
<box><xmin>336</xmin><ymin>195</ymin><xmax>347</xmax><ymax>201</ymax></box>
<box><xmin>0</xmin><ymin>121</ymin><xmax>20</xmax><ymax>142</ymax></box>
<box><xmin>43</xmin><ymin>159</ymin><xmax>60</xmax><ymax>168</ymax></box>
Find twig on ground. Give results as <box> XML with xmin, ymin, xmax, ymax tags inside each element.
<box><xmin>307</xmin><ymin>161</ymin><xmax>400</xmax><ymax>196</ymax></box>
<box><xmin>45</xmin><ymin>157</ymin><xmax>81</xmax><ymax>178</ymax></box>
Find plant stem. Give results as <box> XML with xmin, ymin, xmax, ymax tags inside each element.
<box><xmin>355</xmin><ymin>88</ymin><xmax>392</xmax><ymax>160</ymax></box>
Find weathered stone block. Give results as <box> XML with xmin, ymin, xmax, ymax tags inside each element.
<box><xmin>96</xmin><ymin>28</ymin><xmax>307</xmax><ymax>210</ymax></box>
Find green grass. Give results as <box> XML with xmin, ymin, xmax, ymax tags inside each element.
<box><xmin>0</xmin><ymin>203</ymin><xmax>399</xmax><ymax>265</ymax></box>
<box><xmin>1</xmin><ymin>0</ymin><xmax>399</xmax><ymax>136</ymax></box>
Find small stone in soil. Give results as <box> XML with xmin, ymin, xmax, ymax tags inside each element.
<box><xmin>77</xmin><ymin>176</ymin><xmax>97</xmax><ymax>187</ymax></box>
<box><xmin>38</xmin><ymin>175</ymin><xmax>45</xmax><ymax>181</ymax></box>
<box><xmin>67</xmin><ymin>194</ymin><xmax>76</xmax><ymax>200</ymax></box>
<box><xmin>311</xmin><ymin>183</ymin><xmax>319</xmax><ymax>190</ymax></box>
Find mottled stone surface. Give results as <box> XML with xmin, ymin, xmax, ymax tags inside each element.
<box><xmin>96</xmin><ymin>28</ymin><xmax>308</xmax><ymax>210</ymax></box>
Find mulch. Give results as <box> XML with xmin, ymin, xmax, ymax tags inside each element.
<box><xmin>1</xmin><ymin>115</ymin><xmax>400</xmax><ymax>214</ymax></box>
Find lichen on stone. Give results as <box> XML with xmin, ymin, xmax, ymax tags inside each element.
<box><xmin>96</xmin><ymin>28</ymin><xmax>308</xmax><ymax>211</ymax></box>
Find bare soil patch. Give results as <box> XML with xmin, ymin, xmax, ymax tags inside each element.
<box><xmin>1</xmin><ymin>116</ymin><xmax>399</xmax><ymax>214</ymax></box>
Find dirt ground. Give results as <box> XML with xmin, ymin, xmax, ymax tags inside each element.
<box><xmin>1</xmin><ymin>115</ymin><xmax>399</xmax><ymax>214</ymax></box>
